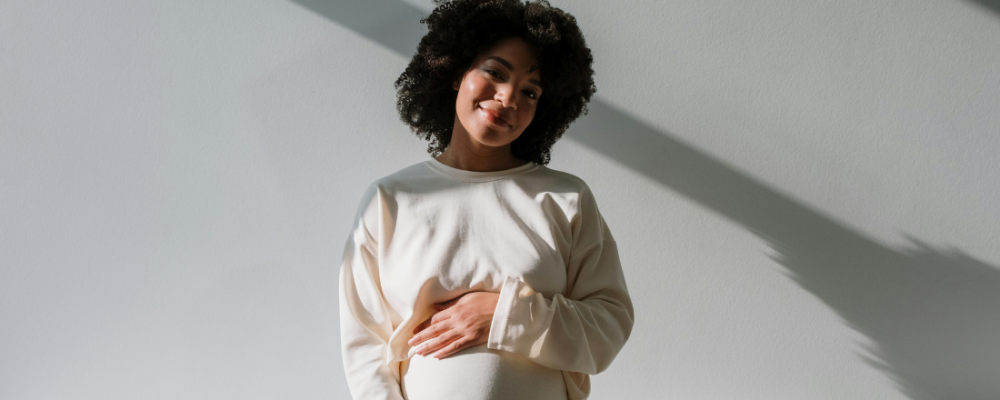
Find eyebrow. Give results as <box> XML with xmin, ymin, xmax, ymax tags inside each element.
<box><xmin>486</xmin><ymin>56</ymin><xmax>542</xmax><ymax>89</ymax></box>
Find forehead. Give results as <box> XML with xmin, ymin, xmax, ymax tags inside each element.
<box><xmin>477</xmin><ymin>37</ymin><xmax>540</xmax><ymax>74</ymax></box>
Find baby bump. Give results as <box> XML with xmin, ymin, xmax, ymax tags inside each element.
<box><xmin>400</xmin><ymin>343</ymin><xmax>567</xmax><ymax>400</ymax></box>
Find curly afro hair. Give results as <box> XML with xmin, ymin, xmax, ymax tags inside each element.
<box><xmin>394</xmin><ymin>0</ymin><xmax>597</xmax><ymax>166</ymax></box>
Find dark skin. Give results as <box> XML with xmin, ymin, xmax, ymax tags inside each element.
<box><xmin>408</xmin><ymin>36</ymin><xmax>542</xmax><ymax>359</ymax></box>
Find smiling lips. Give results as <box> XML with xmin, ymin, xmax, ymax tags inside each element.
<box><xmin>479</xmin><ymin>105</ymin><xmax>510</xmax><ymax>127</ymax></box>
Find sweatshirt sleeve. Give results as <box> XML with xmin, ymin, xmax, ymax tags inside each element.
<box><xmin>338</xmin><ymin>183</ymin><xmax>405</xmax><ymax>400</ymax></box>
<box><xmin>485</xmin><ymin>184</ymin><xmax>635</xmax><ymax>375</ymax></box>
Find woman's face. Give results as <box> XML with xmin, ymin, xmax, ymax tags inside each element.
<box><xmin>451</xmin><ymin>36</ymin><xmax>543</xmax><ymax>150</ymax></box>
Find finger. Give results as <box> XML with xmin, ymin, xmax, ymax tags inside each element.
<box><xmin>417</xmin><ymin>329</ymin><xmax>460</xmax><ymax>356</ymax></box>
<box><xmin>413</xmin><ymin>307</ymin><xmax>451</xmax><ymax>334</ymax></box>
<box><xmin>412</xmin><ymin>307</ymin><xmax>452</xmax><ymax>336</ymax></box>
<box><xmin>408</xmin><ymin>318</ymin><xmax>450</xmax><ymax>346</ymax></box>
<box><xmin>429</xmin><ymin>309</ymin><xmax>452</xmax><ymax>325</ymax></box>
<box><xmin>430</xmin><ymin>335</ymin><xmax>471</xmax><ymax>359</ymax></box>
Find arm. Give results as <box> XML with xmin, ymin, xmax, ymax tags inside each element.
<box><xmin>339</xmin><ymin>184</ymin><xmax>405</xmax><ymax>400</ymax></box>
<box><xmin>486</xmin><ymin>186</ymin><xmax>635</xmax><ymax>374</ymax></box>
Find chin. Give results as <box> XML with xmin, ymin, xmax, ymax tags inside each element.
<box><xmin>471</xmin><ymin>132</ymin><xmax>509</xmax><ymax>147</ymax></box>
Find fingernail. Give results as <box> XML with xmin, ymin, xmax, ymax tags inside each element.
<box><xmin>408</xmin><ymin>343</ymin><xmax>424</xmax><ymax>358</ymax></box>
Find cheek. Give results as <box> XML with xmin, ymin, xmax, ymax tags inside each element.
<box><xmin>520</xmin><ymin>107</ymin><xmax>536</xmax><ymax>123</ymax></box>
<box><xmin>461</xmin><ymin>76</ymin><xmax>488</xmax><ymax>98</ymax></box>
<box><xmin>456</xmin><ymin>83</ymin><xmax>477</xmax><ymax>111</ymax></box>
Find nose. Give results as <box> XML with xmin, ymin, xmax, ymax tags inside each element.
<box><xmin>495</xmin><ymin>84</ymin><xmax>517</xmax><ymax>110</ymax></box>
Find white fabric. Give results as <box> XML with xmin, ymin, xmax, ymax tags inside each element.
<box><xmin>400</xmin><ymin>343</ymin><xmax>568</xmax><ymax>400</ymax></box>
<box><xmin>339</xmin><ymin>157</ymin><xmax>635</xmax><ymax>400</ymax></box>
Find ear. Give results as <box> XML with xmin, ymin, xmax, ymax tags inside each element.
<box><xmin>452</xmin><ymin>70</ymin><xmax>465</xmax><ymax>91</ymax></box>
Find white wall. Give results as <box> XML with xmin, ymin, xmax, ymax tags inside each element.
<box><xmin>2</xmin><ymin>0</ymin><xmax>998</xmax><ymax>399</ymax></box>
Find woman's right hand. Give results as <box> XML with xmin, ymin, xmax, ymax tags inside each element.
<box><xmin>408</xmin><ymin>291</ymin><xmax>500</xmax><ymax>359</ymax></box>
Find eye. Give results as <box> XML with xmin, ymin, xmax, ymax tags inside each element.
<box><xmin>486</xmin><ymin>69</ymin><xmax>538</xmax><ymax>100</ymax></box>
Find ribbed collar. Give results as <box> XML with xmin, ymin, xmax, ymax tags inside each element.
<box><xmin>425</xmin><ymin>157</ymin><xmax>540</xmax><ymax>182</ymax></box>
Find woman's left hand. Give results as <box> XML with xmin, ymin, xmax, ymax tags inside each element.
<box><xmin>408</xmin><ymin>291</ymin><xmax>500</xmax><ymax>359</ymax></box>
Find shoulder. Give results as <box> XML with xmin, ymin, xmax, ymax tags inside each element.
<box><xmin>370</xmin><ymin>160</ymin><xmax>437</xmax><ymax>190</ymax></box>
<box><xmin>354</xmin><ymin>160</ymin><xmax>450</xmax><ymax>204</ymax></box>
<box><xmin>350</xmin><ymin>161</ymin><xmax>432</xmax><ymax>233</ymax></box>
<box><xmin>519</xmin><ymin>165</ymin><xmax>611</xmax><ymax>242</ymax></box>
<box><xmin>523</xmin><ymin>164</ymin><xmax>595</xmax><ymax>198</ymax></box>
<box><xmin>351</xmin><ymin>159</ymin><xmax>450</xmax><ymax>223</ymax></box>
<box><xmin>527</xmin><ymin>166</ymin><xmax>615</xmax><ymax>246</ymax></box>
<box><xmin>531</xmin><ymin>166</ymin><xmax>605</xmax><ymax>222</ymax></box>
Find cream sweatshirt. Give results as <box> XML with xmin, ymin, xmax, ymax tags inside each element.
<box><xmin>339</xmin><ymin>157</ymin><xmax>635</xmax><ymax>400</ymax></box>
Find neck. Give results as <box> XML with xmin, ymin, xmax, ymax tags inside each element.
<box><xmin>435</xmin><ymin>144</ymin><xmax>527</xmax><ymax>173</ymax></box>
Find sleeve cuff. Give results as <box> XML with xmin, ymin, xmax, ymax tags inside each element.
<box><xmin>487</xmin><ymin>276</ymin><xmax>522</xmax><ymax>351</ymax></box>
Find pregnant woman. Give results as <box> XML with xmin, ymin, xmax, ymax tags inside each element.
<box><xmin>338</xmin><ymin>1</ymin><xmax>635</xmax><ymax>399</ymax></box>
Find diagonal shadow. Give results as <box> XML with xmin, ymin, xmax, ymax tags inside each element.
<box><xmin>966</xmin><ymin>0</ymin><xmax>1000</xmax><ymax>16</ymax></box>
<box><xmin>286</xmin><ymin>1</ymin><xmax>1000</xmax><ymax>398</ymax></box>
<box><xmin>292</xmin><ymin>0</ymin><xmax>427</xmax><ymax>58</ymax></box>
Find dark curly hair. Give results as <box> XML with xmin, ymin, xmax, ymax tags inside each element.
<box><xmin>394</xmin><ymin>0</ymin><xmax>597</xmax><ymax>166</ymax></box>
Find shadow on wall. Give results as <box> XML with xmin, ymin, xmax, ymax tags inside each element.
<box><xmin>286</xmin><ymin>1</ymin><xmax>1000</xmax><ymax>398</ymax></box>
<box><xmin>577</xmin><ymin>102</ymin><xmax>1000</xmax><ymax>400</ymax></box>
<box><xmin>967</xmin><ymin>0</ymin><xmax>1000</xmax><ymax>15</ymax></box>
